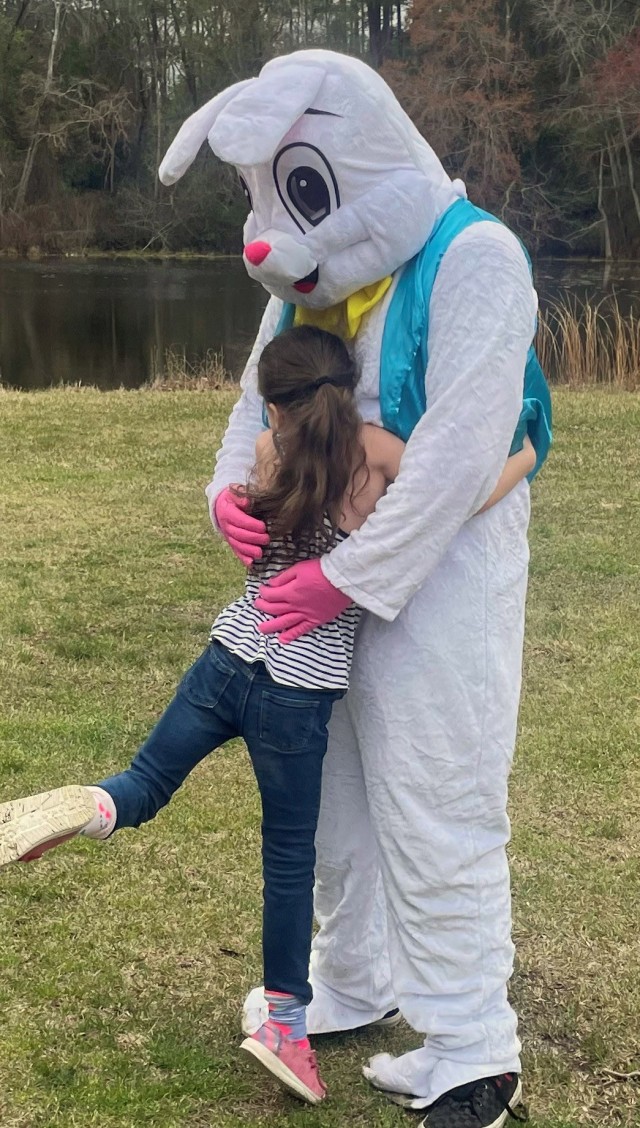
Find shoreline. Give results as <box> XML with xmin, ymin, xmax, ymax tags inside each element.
<box><xmin>1</xmin><ymin>249</ymin><xmax>639</xmax><ymax>266</ymax></box>
<box><xmin>0</xmin><ymin>248</ymin><xmax>240</xmax><ymax>263</ymax></box>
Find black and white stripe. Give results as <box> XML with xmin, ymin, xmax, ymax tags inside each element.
<box><xmin>210</xmin><ymin>526</ymin><xmax>360</xmax><ymax>690</ymax></box>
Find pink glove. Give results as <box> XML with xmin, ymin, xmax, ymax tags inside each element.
<box><xmin>254</xmin><ymin>558</ymin><xmax>353</xmax><ymax>644</ymax></box>
<box><xmin>213</xmin><ymin>487</ymin><xmax>269</xmax><ymax>567</ymax></box>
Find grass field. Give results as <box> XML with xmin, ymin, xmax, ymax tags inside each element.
<box><xmin>0</xmin><ymin>387</ymin><xmax>638</xmax><ymax>1128</ymax></box>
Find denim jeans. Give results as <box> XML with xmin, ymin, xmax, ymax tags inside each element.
<box><xmin>99</xmin><ymin>641</ymin><xmax>343</xmax><ymax>1004</ymax></box>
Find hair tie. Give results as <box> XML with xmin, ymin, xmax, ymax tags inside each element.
<box><xmin>269</xmin><ymin>372</ymin><xmax>354</xmax><ymax>405</ymax></box>
<box><xmin>310</xmin><ymin>373</ymin><xmax>353</xmax><ymax>391</ymax></box>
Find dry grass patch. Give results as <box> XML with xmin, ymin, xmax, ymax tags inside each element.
<box><xmin>146</xmin><ymin>346</ymin><xmax>234</xmax><ymax>391</ymax></box>
<box><xmin>537</xmin><ymin>297</ymin><xmax>640</xmax><ymax>389</ymax></box>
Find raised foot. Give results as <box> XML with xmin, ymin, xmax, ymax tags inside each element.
<box><xmin>0</xmin><ymin>785</ymin><xmax>96</xmax><ymax>869</ymax></box>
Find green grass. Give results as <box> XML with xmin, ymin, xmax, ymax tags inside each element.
<box><xmin>0</xmin><ymin>387</ymin><xmax>638</xmax><ymax>1128</ymax></box>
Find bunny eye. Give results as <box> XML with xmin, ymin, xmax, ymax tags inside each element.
<box><xmin>287</xmin><ymin>167</ymin><xmax>330</xmax><ymax>227</ymax></box>
<box><xmin>273</xmin><ymin>143</ymin><xmax>340</xmax><ymax>234</ymax></box>
<box><xmin>238</xmin><ymin>174</ymin><xmax>252</xmax><ymax>210</ymax></box>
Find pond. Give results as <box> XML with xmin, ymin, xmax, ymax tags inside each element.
<box><xmin>1</xmin><ymin>255</ymin><xmax>640</xmax><ymax>391</ymax></box>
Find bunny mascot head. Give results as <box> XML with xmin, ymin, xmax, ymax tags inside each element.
<box><xmin>162</xmin><ymin>49</ymin><xmax>549</xmax><ymax>1120</ymax></box>
<box><xmin>159</xmin><ymin>50</ymin><xmax>466</xmax><ymax>309</ymax></box>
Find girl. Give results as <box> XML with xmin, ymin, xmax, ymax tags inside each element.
<box><xmin>0</xmin><ymin>326</ymin><xmax>535</xmax><ymax>1105</ymax></box>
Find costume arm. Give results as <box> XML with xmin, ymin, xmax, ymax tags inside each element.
<box><xmin>204</xmin><ymin>296</ymin><xmax>283</xmax><ymax>522</ymax></box>
<box><xmin>321</xmin><ymin>226</ymin><xmax>537</xmax><ymax>621</ymax></box>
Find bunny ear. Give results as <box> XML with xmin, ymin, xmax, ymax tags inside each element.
<box><xmin>207</xmin><ymin>63</ymin><xmax>327</xmax><ymax>166</ymax></box>
<box><xmin>158</xmin><ymin>78</ymin><xmax>255</xmax><ymax>185</ymax></box>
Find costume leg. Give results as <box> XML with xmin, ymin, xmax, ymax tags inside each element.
<box><xmin>307</xmin><ymin>694</ymin><xmax>396</xmax><ymax>1033</ymax></box>
<box><xmin>354</xmin><ymin>495</ymin><xmax>529</xmax><ymax>1105</ymax></box>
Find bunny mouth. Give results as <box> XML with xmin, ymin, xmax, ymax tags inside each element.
<box><xmin>293</xmin><ymin>267</ymin><xmax>319</xmax><ymax>294</ymax></box>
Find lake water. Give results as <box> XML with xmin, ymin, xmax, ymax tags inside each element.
<box><xmin>2</xmin><ymin>256</ymin><xmax>640</xmax><ymax>390</ymax></box>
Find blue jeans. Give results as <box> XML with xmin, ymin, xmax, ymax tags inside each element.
<box><xmin>99</xmin><ymin>641</ymin><xmax>343</xmax><ymax>1004</ymax></box>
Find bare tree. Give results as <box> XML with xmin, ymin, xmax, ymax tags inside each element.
<box><xmin>13</xmin><ymin>0</ymin><xmax>62</xmax><ymax>211</ymax></box>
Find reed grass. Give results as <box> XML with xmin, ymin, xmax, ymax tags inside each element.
<box><xmin>537</xmin><ymin>297</ymin><xmax>640</xmax><ymax>390</ymax></box>
<box><xmin>142</xmin><ymin>298</ymin><xmax>640</xmax><ymax>394</ymax></box>
<box><xmin>146</xmin><ymin>345</ymin><xmax>233</xmax><ymax>390</ymax></box>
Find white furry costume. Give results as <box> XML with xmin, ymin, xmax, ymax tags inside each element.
<box><xmin>160</xmin><ymin>51</ymin><xmax>537</xmax><ymax>1106</ymax></box>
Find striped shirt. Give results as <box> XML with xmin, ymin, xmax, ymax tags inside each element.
<box><xmin>210</xmin><ymin>523</ymin><xmax>361</xmax><ymax>690</ymax></box>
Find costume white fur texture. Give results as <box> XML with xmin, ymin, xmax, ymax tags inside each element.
<box><xmin>161</xmin><ymin>50</ymin><xmax>537</xmax><ymax>1107</ymax></box>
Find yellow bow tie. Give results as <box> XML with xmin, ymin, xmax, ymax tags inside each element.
<box><xmin>293</xmin><ymin>276</ymin><xmax>392</xmax><ymax>340</ymax></box>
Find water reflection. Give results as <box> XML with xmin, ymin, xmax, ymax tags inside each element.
<box><xmin>535</xmin><ymin>258</ymin><xmax>640</xmax><ymax>311</ymax></box>
<box><xmin>1</xmin><ymin>255</ymin><xmax>639</xmax><ymax>390</ymax></box>
<box><xmin>0</xmin><ymin>258</ymin><xmax>268</xmax><ymax>391</ymax></box>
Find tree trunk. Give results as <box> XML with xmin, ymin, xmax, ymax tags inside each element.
<box><xmin>14</xmin><ymin>0</ymin><xmax>61</xmax><ymax>212</ymax></box>
<box><xmin>170</xmin><ymin>0</ymin><xmax>198</xmax><ymax>107</ymax></box>
<box><xmin>155</xmin><ymin>76</ymin><xmax>162</xmax><ymax>201</ymax></box>
<box><xmin>597</xmin><ymin>148</ymin><xmax>613</xmax><ymax>261</ymax></box>
<box><xmin>45</xmin><ymin>0</ymin><xmax>61</xmax><ymax>89</ymax></box>
<box><xmin>14</xmin><ymin>137</ymin><xmax>40</xmax><ymax>213</ymax></box>
<box><xmin>13</xmin><ymin>0</ymin><xmax>31</xmax><ymax>30</ymax></box>
<box><xmin>367</xmin><ymin>2</ymin><xmax>394</xmax><ymax>66</ymax></box>
<box><xmin>616</xmin><ymin>104</ymin><xmax>640</xmax><ymax>232</ymax></box>
<box><xmin>605</xmin><ymin>131</ymin><xmax>624</xmax><ymax>232</ymax></box>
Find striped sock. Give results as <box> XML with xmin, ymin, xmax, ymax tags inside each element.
<box><xmin>264</xmin><ymin>990</ymin><xmax>308</xmax><ymax>1047</ymax></box>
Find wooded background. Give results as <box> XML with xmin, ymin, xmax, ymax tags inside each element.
<box><xmin>1</xmin><ymin>0</ymin><xmax>638</xmax><ymax>257</ymax></box>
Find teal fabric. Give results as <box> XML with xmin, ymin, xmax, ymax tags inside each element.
<box><xmin>264</xmin><ymin>305</ymin><xmax>296</xmax><ymax>427</ymax></box>
<box><xmin>379</xmin><ymin>197</ymin><xmax>552</xmax><ymax>479</ymax></box>
<box><xmin>273</xmin><ymin>199</ymin><xmax>552</xmax><ymax>479</ymax></box>
<box><xmin>275</xmin><ymin>303</ymin><xmax>296</xmax><ymax>336</ymax></box>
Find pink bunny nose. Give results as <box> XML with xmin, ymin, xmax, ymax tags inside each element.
<box><xmin>244</xmin><ymin>240</ymin><xmax>271</xmax><ymax>266</ymax></box>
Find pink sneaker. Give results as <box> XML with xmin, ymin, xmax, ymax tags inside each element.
<box><xmin>240</xmin><ymin>1024</ymin><xmax>327</xmax><ymax>1104</ymax></box>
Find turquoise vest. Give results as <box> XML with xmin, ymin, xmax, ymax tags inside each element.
<box><xmin>275</xmin><ymin>197</ymin><xmax>552</xmax><ymax>479</ymax></box>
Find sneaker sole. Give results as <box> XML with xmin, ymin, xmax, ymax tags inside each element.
<box><xmin>369</xmin><ymin>1009</ymin><xmax>402</xmax><ymax>1029</ymax></box>
<box><xmin>0</xmin><ymin>786</ymin><xmax>96</xmax><ymax>869</ymax></box>
<box><xmin>240</xmin><ymin>1037</ymin><xmax>325</xmax><ymax>1105</ymax></box>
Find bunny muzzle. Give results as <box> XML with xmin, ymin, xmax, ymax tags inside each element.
<box><xmin>242</xmin><ymin>168</ymin><xmax>437</xmax><ymax>309</ymax></box>
<box><xmin>243</xmin><ymin>229</ymin><xmax>319</xmax><ymax>292</ymax></box>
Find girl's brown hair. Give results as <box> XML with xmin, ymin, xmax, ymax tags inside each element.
<box><xmin>244</xmin><ymin>325</ymin><xmax>365</xmax><ymax>554</ymax></box>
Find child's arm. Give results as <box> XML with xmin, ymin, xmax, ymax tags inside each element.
<box><xmin>252</xmin><ymin>430</ymin><xmax>279</xmax><ymax>491</ymax></box>
<box><xmin>361</xmin><ymin>423</ymin><xmax>405</xmax><ymax>485</ymax></box>
<box><xmin>362</xmin><ymin>426</ymin><xmax>534</xmax><ymax>515</ymax></box>
<box><xmin>476</xmin><ymin>436</ymin><xmax>535</xmax><ymax>514</ymax></box>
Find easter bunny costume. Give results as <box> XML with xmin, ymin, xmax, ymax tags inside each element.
<box><xmin>160</xmin><ymin>50</ymin><xmax>545</xmax><ymax>1115</ymax></box>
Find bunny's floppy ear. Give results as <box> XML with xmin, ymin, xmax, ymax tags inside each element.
<box><xmin>158</xmin><ymin>78</ymin><xmax>255</xmax><ymax>186</ymax></box>
<box><xmin>207</xmin><ymin>63</ymin><xmax>327</xmax><ymax>166</ymax></box>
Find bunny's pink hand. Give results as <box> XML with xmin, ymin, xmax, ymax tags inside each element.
<box><xmin>213</xmin><ymin>487</ymin><xmax>269</xmax><ymax>567</ymax></box>
<box><xmin>254</xmin><ymin>558</ymin><xmax>353</xmax><ymax>643</ymax></box>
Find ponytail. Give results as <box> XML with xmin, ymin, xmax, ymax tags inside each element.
<box><xmin>244</xmin><ymin>326</ymin><xmax>366</xmax><ymax>555</ymax></box>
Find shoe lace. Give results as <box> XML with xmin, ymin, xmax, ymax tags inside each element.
<box><xmin>490</xmin><ymin>1078</ymin><xmax>528</xmax><ymax>1123</ymax></box>
<box><xmin>305</xmin><ymin>1048</ymin><xmax>320</xmax><ymax>1073</ymax></box>
<box><xmin>304</xmin><ymin>1048</ymin><xmax>327</xmax><ymax>1094</ymax></box>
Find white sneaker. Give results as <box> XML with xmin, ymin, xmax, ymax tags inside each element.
<box><xmin>241</xmin><ymin>985</ymin><xmax>401</xmax><ymax>1036</ymax></box>
<box><xmin>371</xmin><ymin>1009</ymin><xmax>402</xmax><ymax>1028</ymax></box>
<box><xmin>0</xmin><ymin>786</ymin><xmax>97</xmax><ymax>868</ymax></box>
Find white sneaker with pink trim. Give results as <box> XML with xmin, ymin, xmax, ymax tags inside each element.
<box><xmin>0</xmin><ymin>785</ymin><xmax>98</xmax><ymax>867</ymax></box>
